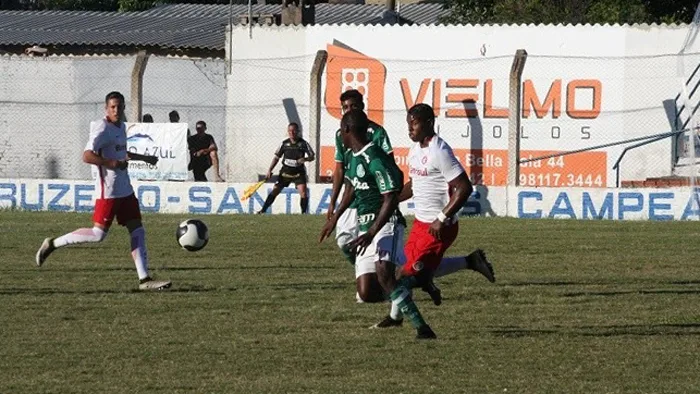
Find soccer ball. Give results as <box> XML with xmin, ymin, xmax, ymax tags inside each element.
<box><xmin>176</xmin><ymin>219</ymin><xmax>209</xmax><ymax>251</ymax></box>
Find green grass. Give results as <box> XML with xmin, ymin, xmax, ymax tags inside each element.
<box><xmin>1</xmin><ymin>211</ymin><xmax>700</xmax><ymax>393</ymax></box>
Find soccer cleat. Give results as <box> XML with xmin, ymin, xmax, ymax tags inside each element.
<box><xmin>138</xmin><ymin>278</ymin><xmax>172</xmax><ymax>291</ymax></box>
<box><xmin>35</xmin><ymin>238</ymin><xmax>55</xmax><ymax>267</ymax></box>
<box><xmin>467</xmin><ymin>249</ymin><xmax>496</xmax><ymax>283</ymax></box>
<box><xmin>370</xmin><ymin>315</ymin><xmax>404</xmax><ymax>329</ymax></box>
<box><xmin>416</xmin><ymin>325</ymin><xmax>437</xmax><ymax>340</ymax></box>
<box><xmin>421</xmin><ymin>280</ymin><xmax>442</xmax><ymax>306</ymax></box>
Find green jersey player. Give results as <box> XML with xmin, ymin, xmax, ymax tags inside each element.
<box><xmin>325</xmin><ymin>89</ymin><xmax>394</xmax><ymax>303</ymax></box>
<box><xmin>320</xmin><ymin>109</ymin><xmax>437</xmax><ymax>340</ymax></box>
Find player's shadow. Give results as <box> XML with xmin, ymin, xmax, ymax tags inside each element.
<box><xmin>562</xmin><ymin>288</ymin><xmax>700</xmax><ymax>297</ymax></box>
<box><xmin>476</xmin><ymin>184</ymin><xmax>497</xmax><ymax>217</ymax></box>
<box><xmin>489</xmin><ymin>323</ymin><xmax>700</xmax><ymax>338</ymax></box>
<box><xmin>460</xmin><ymin>185</ymin><xmax>497</xmax><ymax>217</ymax></box>
<box><xmin>466</xmin><ymin>100</ymin><xmax>483</xmax><ymax>181</ymax></box>
<box><xmin>283</xmin><ymin>98</ymin><xmax>303</xmax><ymax>137</ymax></box>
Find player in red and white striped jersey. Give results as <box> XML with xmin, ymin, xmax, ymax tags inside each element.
<box><xmin>373</xmin><ymin>103</ymin><xmax>496</xmax><ymax>328</ymax></box>
<box><xmin>35</xmin><ymin>91</ymin><xmax>171</xmax><ymax>291</ymax></box>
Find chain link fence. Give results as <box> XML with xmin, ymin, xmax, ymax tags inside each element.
<box><xmin>0</xmin><ymin>54</ymin><xmax>226</xmax><ymax>181</ymax></box>
<box><xmin>227</xmin><ymin>49</ymin><xmax>696</xmax><ymax>188</ymax></box>
<box><xmin>2</xmin><ymin>50</ymin><xmax>698</xmax><ymax>188</ymax></box>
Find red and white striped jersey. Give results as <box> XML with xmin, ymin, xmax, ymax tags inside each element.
<box><xmin>85</xmin><ymin>118</ymin><xmax>134</xmax><ymax>199</ymax></box>
<box><xmin>408</xmin><ymin>135</ymin><xmax>465</xmax><ymax>224</ymax></box>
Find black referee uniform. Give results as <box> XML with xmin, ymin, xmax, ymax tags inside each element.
<box><xmin>273</xmin><ymin>138</ymin><xmax>313</xmax><ymax>188</ymax></box>
<box><xmin>258</xmin><ymin>135</ymin><xmax>315</xmax><ymax>214</ymax></box>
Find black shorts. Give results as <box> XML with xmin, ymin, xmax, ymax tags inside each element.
<box><xmin>275</xmin><ymin>170</ymin><xmax>307</xmax><ymax>188</ymax></box>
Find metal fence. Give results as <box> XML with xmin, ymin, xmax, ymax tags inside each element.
<box><xmin>0</xmin><ymin>54</ymin><xmax>227</xmax><ymax>181</ymax></box>
<box><xmin>3</xmin><ymin>50</ymin><xmax>700</xmax><ymax>188</ymax></box>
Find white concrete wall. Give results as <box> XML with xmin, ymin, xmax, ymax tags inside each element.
<box><xmin>225</xmin><ymin>24</ymin><xmax>699</xmax><ymax>186</ymax></box>
<box><xmin>0</xmin><ymin>55</ymin><xmax>226</xmax><ymax>181</ymax></box>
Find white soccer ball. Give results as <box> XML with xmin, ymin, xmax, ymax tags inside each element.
<box><xmin>176</xmin><ymin>219</ymin><xmax>209</xmax><ymax>252</ymax></box>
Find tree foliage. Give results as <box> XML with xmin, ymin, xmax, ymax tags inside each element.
<box><xmin>441</xmin><ymin>0</ymin><xmax>700</xmax><ymax>25</ymax></box>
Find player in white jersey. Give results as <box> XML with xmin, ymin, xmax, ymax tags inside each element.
<box><xmin>371</xmin><ymin>103</ymin><xmax>496</xmax><ymax>327</ymax></box>
<box><xmin>35</xmin><ymin>91</ymin><xmax>171</xmax><ymax>291</ymax></box>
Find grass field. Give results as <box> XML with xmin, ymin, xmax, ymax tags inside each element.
<box><xmin>2</xmin><ymin>211</ymin><xmax>700</xmax><ymax>393</ymax></box>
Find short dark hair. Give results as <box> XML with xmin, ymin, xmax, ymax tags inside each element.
<box><xmin>196</xmin><ymin>120</ymin><xmax>207</xmax><ymax>128</ymax></box>
<box><xmin>142</xmin><ymin>114</ymin><xmax>153</xmax><ymax>123</ymax></box>
<box><xmin>105</xmin><ymin>91</ymin><xmax>124</xmax><ymax>104</ymax></box>
<box><xmin>169</xmin><ymin>110</ymin><xmax>180</xmax><ymax>122</ymax></box>
<box><xmin>408</xmin><ymin>103</ymin><xmax>435</xmax><ymax>123</ymax></box>
<box><xmin>288</xmin><ymin>122</ymin><xmax>299</xmax><ymax>129</ymax></box>
<box><xmin>341</xmin><ymin>109</ymin><xmax>369</xmax><ymax>137</ymax></box>
<box><xmin>340</xmin><ymin>89</ymin><xmax>363</xmax><ymax>103</ymax></box>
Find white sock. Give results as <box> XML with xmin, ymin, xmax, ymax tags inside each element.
<box><xmin>53</xmin><ymin>227</ymin><xmax>107</xmax><ymax>248</ymax></box>
<box><xmin>130</xmin><ymin>227</ymin><xmax>149</xmax><ymax>280</ymax></box>
<box><xmin>356</xmin><ymin>291</ymin><xmax>364</xmax><ymax>303</ymax></box>
<box><xmin>389</xmin><ymin>289</ymin><xmax>410</xmax><ymax>320</ymax></box>
<box><xmin>434</xmin><ymin>256</ymin><xmax>468</xmax><ymax>278</ymax></box>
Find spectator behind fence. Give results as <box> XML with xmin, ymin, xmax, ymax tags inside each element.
<box><xmin>142</xmin><ymin>114</ymin><xmax>154</xmax><ymax>123</ymax></box>
<box><xmin>188</xmin><ymin>120</ymin><xmax>224</xmax><ymax>182</ymax></box>
<box><xmin>169</xmin><ymin>109</ymin><xmax>192</xmax><ymax>136</ymax></box>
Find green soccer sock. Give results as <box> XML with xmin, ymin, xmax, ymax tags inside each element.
<box><xmin>340</xmin><ymin>247</ymin><xmax>356</xmax><ymax>265</ymax></box>
<box><xmin>390</xmin><ymin>284</ymin><xmax>428</xmax><ymax>330</ymax></box>
<box><xmin>401</xmin><ymin>275</ymin><xmax>419</xmax><ymax>289</ymax></box>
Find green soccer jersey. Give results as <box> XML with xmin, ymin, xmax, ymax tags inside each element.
<box><xmin>344</xmin><ymin>143</ymin><xmax>405</xmax><ymax>233</ymax></box>
<box><xmin>335</xmin><ymin>121</ymin><xmax>393</xmax><ymax>209</ymax></box>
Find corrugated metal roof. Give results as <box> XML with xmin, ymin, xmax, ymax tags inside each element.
<box><xmin>0</xmin><ymin>3</ymin><xmax>447</xmax><ymax>51</ymax></box>
<box><xmin>140</xmin><ymin>3</ymin><xmax>449</xmax><ymax>24</ymax></box>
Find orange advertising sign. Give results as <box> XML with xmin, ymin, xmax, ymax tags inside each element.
<box><xmin>320</xmin><ymin>146</ymin><xmax>606</xmax><ymax>188</ymax></box>
<box><xmin>325</xmin><ymin>41</ymin><xmax>386</xmax><ymax>126</ymax></box>
<box><xmin>322</xmin><ymin>41</ymin><xmax>607</xmax><ymax>187</ymax></box>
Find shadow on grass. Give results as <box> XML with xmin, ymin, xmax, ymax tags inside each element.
<box><xmin>563</xmin><ymin>289</ymin><xmax>700</xmax><ymax>297</ymax></box>
<box><xmin>0</xmin><ymin>281</ymin><xmax>349</xmax><ymax>295</ymax></box>
<box><xmin>490</xmin><ymin>323</ymin><xmax>700</xmax><ymax>338</ymax></box>
<box><xmin>2</xmin><ymin>265</ymin><xmax>340</xmax><ymax>273</ymax></box>
<box><xmin>506</xmin><ymin>281</ymin><xmax>592</xmax><ymax>287</ymax></box>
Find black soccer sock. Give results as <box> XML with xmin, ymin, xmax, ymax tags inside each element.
<box><xmin>300</xmin><ymin>197</ymin><xmax>309</xmax><ymax>214</ymax></box>
<box><xmin>261</xmin><ymin>194</ymin><xmax>276</xmax><ymax>212</ymax></box>
<box><xmin>466</xmin><ymin>252</ymin><xmax>480</xmax><ymax>271</ymax></box>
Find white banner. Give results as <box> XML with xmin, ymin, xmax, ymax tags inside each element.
<box><xmin>89</xmin><ymin>122</ymin><xmax>189</xmax><ymax>181</ymax></box>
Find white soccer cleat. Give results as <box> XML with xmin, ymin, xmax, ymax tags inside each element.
<box><xmin>35</xmin><ymin>238</ymin><xmax>55</xmax><ymax>267</ymax></box>
<box><xmin>138</xmin><ymin>278</ymin><xmax>172</xmax><ymax>291</ymax></box>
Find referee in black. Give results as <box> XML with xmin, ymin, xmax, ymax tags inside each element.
<box><xmin>257</xmin><ymin>122</ymin><xmax>315</xmax><ymax>214</ymax></box>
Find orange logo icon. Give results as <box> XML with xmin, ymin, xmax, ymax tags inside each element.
<box><xmin>325</xmin><ymin>40</ymin><xmax>386</xmax><ymax>126</ymax></box>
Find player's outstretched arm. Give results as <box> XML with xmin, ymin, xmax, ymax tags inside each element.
<box><xmin>127</xmin><ymin>152</ymin><xmax>158</xmax><ymax>166</ymax></box>
<box><xmin>326</xmin><ymin>161</ymin><xmax>345</xmax><ymax>219</ymax></box>
<box><xmin>320</xmin><ymin>179</ymin><xmax>355</xmax><ymax>243</ymax></box>
<box><xmin>266</xmin><ymin>157</ymin><xmax>280</xmax><ymax>180</ymax></box>
<box><xmin>399</xmin><ymin>179</ymin><xmax>413</xmax><ymax>202</ymax></box>
<box><xmin>333</xmin><ymin>178</ymin><xmax>354</xmax><ymax>221</ymax></box>
<box><xmin>348</xmin><ymin>191</ymin><xmax>399</xmax><ymax>255</ymax></box>
<box><xmin>442</xmin><ymin>173</ymin><xmax>473</xmax><ymax>218</ymax></box>
<box><xmin>83</xmin><ymin>150</ymin><xmax>126</xmax><ymax>170</ymax></box>
<box><xmin>300</xmin><ymin>140</ymin><xmax>315</xmax><ymax>163</ymax></box>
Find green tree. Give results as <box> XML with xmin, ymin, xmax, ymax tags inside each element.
<box><xmin>440</xmin><ymin>0</ymin><xmax>699</xmax><ymax>25</ymax></box>
<box><xmin>117</xmin><ymin>0</ymin><xmax>157</xmax><ymax>11</ymax></box>
<box><xmin>585</xmin><ymin>0</ymin><xmax>649</xmax><ymax>24</ymax></box>
<box><xmin>38</xmin><ymin>0</ymin><xmax>117</xmax><ymax>10</ymax></box>
<box><xmin>440</xmin><ymin>0</ymin><xmax>494</xmax><ymax>24</ymax></box>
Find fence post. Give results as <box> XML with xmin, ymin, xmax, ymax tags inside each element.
<box><xmin>130</xmin><ymin>50</ymin><xmax>150</xmax><ymax>123</ymax></box>
<box><xmin>507</xmin><ymin>49</ymin><xmax>527</xmax><ymax>187</ymax></box>
<box><xmin>309</xmin><ymin>50</ymin><xmax>328</xmax><ymax>183</ymax></box>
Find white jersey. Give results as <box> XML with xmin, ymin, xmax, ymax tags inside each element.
<box><xmin>85</xmin><ymin>118</ymin><xmax>134</xmax><ymax>199</ymax></box>
<box><xmin>408</xmin><ymin>135</ymin><xmax>465</xmax><ymax>224</ymax></box>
